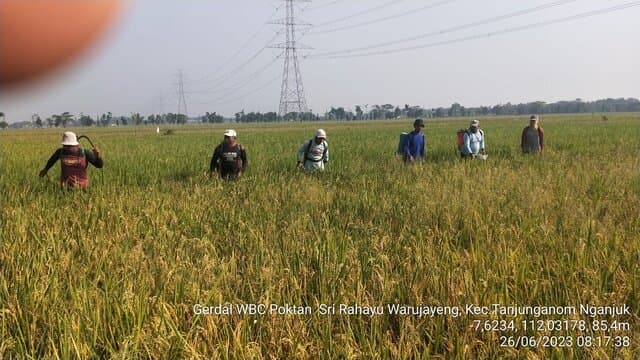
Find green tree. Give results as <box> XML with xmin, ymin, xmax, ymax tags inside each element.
<box><xmin>369</xmin><ymin>105</ymin><xmax>382</xmax><ymax>120</ymax></box>
<box><xmin>204</xmin><ymin>112</ymin><xmax>224</xmax><ymax>123</ymax></box>
<box><xmin>355</xmin><ymin>105</ymin><xmax>363</xmax><ymax>120</ymax></box>
<box><xmin>53</xmin><ymin>114</ymin><xmax>62</xmax><ymax>127</ymax></box>
<box><xmin>234</xmin><ymin>111</ymin><xmax>244</xmax><ymax>123</ymax></box>
<box><xmin>328</xmin><ymin>107</ymin><xmax>346</xmax><ymax>120</ymax></box>
<box><xmin>381</xmin><ymin>104</ymin><xmax>395</xmax><ymax>119</ymax></box>
<box><xmin>132</xmin><ymin>113</ymin><xmax>144</xmax><ymax>125</ymax></box>
<box><xmin>79</xmin><ymin>114</ymin><xmax>95</xmax><ymax>127</ymax></box>
<box><xmin>265</xmin><ymin>112</ymin><xmax>278</xmax><ymax>122</ymax></box>
<box><xmin>283</xmin><ymin>112</ymin><xmax>298</xmax><ymax>121</ymax></box>
<box><xmin>448</xmin><ymin>103</ymin><xmax>462</xmax><ymax>117</ymax></box>
<box><xmin>59</xmin><ymin>112</ymin><xmax>74</xmax><ymax>127</ymax></box>
<box><xmin>406</xmin><ymin>106</ymin><xmax>425</xmax><ymax>118</ymax></box>
<box><xmin>32</xmin><ymin>114</ymin><xmax>43</xmax><ymax>128</ymax></box>
<box><xmin>99</xmin><ymin>112</ymin><xmax>112</xmax><ymax>127</ymax></box>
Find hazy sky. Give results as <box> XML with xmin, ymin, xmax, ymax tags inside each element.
<box><xmin>1</xmin><ymin>0</ymin><xmax>639</xmax><ymax>122</ymax></box>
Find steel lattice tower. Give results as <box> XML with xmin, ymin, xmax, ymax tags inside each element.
<box><xmin>176</xmin><ymin>69</ymin><xmax>188</xmax><ymax>118</ymax></box>
<box><xmin>271</xmin><ymin>0</ymin><xmax>310</xmax><ymax>117</ymax></box>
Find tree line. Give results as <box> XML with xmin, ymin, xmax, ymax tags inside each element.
<box><xmin>233</xmin><ymin>97</ymin><xmax>640</xmax><ymax>122</ymax></box>
<box><xmin>326</xmin><ymin>98</ymin><xmax>640</xmax><ymax>121</ymax></box>
<box><xmin>1</xmin><ymin>97</ymin><xmax>638</xmax><ymax>129</ymax></box>
<box><xmin>9</xmin><ymin>112</ymin><xmax>191</xmax><ymax>128</ymax></box>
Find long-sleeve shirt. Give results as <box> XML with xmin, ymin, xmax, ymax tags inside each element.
<box><xmin>297</xmin><ymin>139</ymin><xmax>328</xmax><ymax>171</ymax></box>
<box><xmin>462</xmin><ymin>130</ymin><xmax>484</xmax><ymax>156</ymax></box>
<box><xmin>43</xmin><ymin>147</ymin><xmax>103</xmax><ymax>172</ymax></box>
<box><xmin>521</xmin><ymin>126</ymin><xmax>544</xmax><ymax>153</ymax></box>
<box><xmin>42</xmin><ymin>147</ymin><xmax>103</xmax><ymax>188</ymax></box>
<box><xmin>403</xmin><ymin>131</ymin><xmax>425</xmax><ymax>160</ymax></box>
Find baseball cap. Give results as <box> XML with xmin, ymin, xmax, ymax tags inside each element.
<box><xmin>530</xmin><ymin>115</ymin><xmax>539</xmax><ymax>121</ymax></box>
<box><xmin>470</xmin><ymin>119</ymin><xmax>479</xmax><ymax>128</ymax></box>
<box><xmin>315</xmin><ymin>129</ymin><xmax>327</xmax><ymax>138</ymax></box>
<box><xmin>61</xmin><ymin>131</ymin><xmax>79</xmax><ymax>146</ymax></box>
<box><xmin>413</xmin><ymin>118</ymin><xmax>425</xmax><ymax>127</ymax></box>
<box><xmin>223</xmin><ymin>129</ymin><xmax>237</xmax><ymax>137</ymax></box>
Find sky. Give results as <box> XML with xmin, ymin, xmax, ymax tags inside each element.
<box><xmin>1</xmin><ymin>0</ymin><xmax>639</xmax><ymax>123</ymax></box>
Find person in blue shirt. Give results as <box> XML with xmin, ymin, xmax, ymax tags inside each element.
<box><xmin>461</xmin><ymin>119</ymin><xmax>486</xmax><ymax>159</ymax></box>
<box><xmin>403</xmin><ymin>118</ymin><xmax>426</xmax><ymax>163</ymax></box>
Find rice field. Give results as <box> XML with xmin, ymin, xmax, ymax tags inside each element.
<box><xmin>0</xmin><ymin>113</ymin><xmax>638</xmax><ymax>359</ymax></box>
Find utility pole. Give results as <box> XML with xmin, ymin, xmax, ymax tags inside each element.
<box><xmin>271</xmin><ymin>0</ymin><xmax>311</xmax><ymax>119</ymax></box>
<box><xmin>176</xmin><ymin>69</ymin><xmax>188</xmax><ymax>120</ymax></box>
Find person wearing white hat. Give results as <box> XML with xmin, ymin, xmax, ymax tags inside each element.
<box><xmin>210</xmin><ymin>129</ymin><xmax>247</xmax><ymax>180</ymax></box>
<box><xmin>460</xmin><ymin>120</ymin><xmax>486</xmax><ymax>159</ymax></box>
<box><xmin>297</xmin><ymin>129</ymin><xmax>329</xmax><ymax>171</ymax></box>
<box><xmin>521</xmin><ymin>115</ymin><xmax>544</xmax><ymax>154</ymax></box>
<box><xmin>38</xmin><ymin>131</ymin><xmax>103</xmax><ymax>188</ymax></box>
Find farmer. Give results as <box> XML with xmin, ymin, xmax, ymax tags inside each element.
<box><xmin>461</xmin><ymin>119</ymin><xmax>486</xmax><ymax>159</ymax></box>
<box><xmin>403</xmin><ymin>118</ymin><xmax>426</xmax><ymax>163</ymax></box>
<box><xmin>521</xmin><ymin>115</ymin><xmax>544</xmax><ymax>154</ymax></box>
<box><xmin>210</xmin><ymin>129</ymin><xmax>247</xmax><ymax>180</ymax></box>
<box><xmin>39</xmin><ymin>131</ymin><xmax>103</xmax><ymax>188</ymax></box>
<box><xmin>297</xmin><ymin>129</ymin><xmax>329</xmax><ymax>171</ymax></box>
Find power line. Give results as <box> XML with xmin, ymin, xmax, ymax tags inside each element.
<box><xmin>194</xmin><ymin>5</ymin><xmax>283</xmax><ymax>83</ymax></box>
<box><xmin>215</xmin><ymin>74</ymin><xmax>282</xmax><ymax>106</ymax></box>
<box><xmin>309</xmin><ymin>0</ymin><xmax>577</xmax><ymax>57</ymax></box>
<box><xmin>192</xmin><ymin>31</ymin><xmax>280</xmax><ymax>93</ymax></box>
<box><xmin>314</xmin><ymin>0</ymin><xmax>577</xmax><ymax>57</ymax></box>
<box><xmin>194</xmin><ymin>74</ymin><xmax>282</xmax><ymax>106</ymax></box>
<box><xmin>305</xmin><ymin>0</ymin><xmax>346</xmax><ymax>12</ymax></box>
<box><xmin>307</xmin><ymin>0</ymin><xmax>458</xmax><ymax>35</ymax></box>
<box><xmin>313</xmin><ymin>0</ymin><xmax>411</xmax><ymax>27</ymax></box>
<box><xmin>188</xmin><ymin>52</ymin><xmax>283</xmax><ymax>100</ymax></box>
<box><xmin>308</xmin><ymin>1</ymin><xmax>640</xmax><ymax>59</ymax></box>
<box><xmin>296</xmin><ymin>1</ymin><xmax>314</xmax><ymax>14</ymax></box>
<box><xmin>187</xmin><ymin>52</ymin><xmax>283</xmax><ymax>95</ymax></box>
<box><xmin>194</xmin><ymin>27</ymin><xmax>271</xmax><ymax>83</ymax></box>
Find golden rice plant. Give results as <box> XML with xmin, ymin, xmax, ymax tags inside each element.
<box><xmin>0</xmin><ymin>113</ymin><xmax>638</xmax><ymax>359</ymax></box>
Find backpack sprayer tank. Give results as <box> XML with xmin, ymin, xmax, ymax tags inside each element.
<box><xmin>396</xmin><ymin>132</ymin><xmax>409</xmax><ymax>155</ymax></box>
<box><xmin>456</xmin><ymin>129</ymin><xmax>467</xmax><ymax>152</ymax></box>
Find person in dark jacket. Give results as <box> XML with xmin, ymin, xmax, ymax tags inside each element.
<box><xmin>521</xmin><ymin>115</ymin><xmax>544</xmax><ymax>154</ymax></box>
<box><xmin>210</xmin><ymin>129</ymin><xmax>247</xmax><ymax>180</ymax></box>
<box><xmin>39</xmin><ymin>131</ymin><xmax>103</xmax><ymax>188</ymax></box>
<box><xmin>403</xmin><ymin>118</ymin><xmax>426</xmax><ymax>163</ymax></box>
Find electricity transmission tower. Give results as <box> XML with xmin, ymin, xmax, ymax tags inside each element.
<box><xmin>176</xmin><ymin>69</ymin><xmax>188</xmax><ymax>118</ymax></box>
<box><xmin>271</xmin><ymin>0</ymin><xmax>311</xmax><ymax>118</ymax></box>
